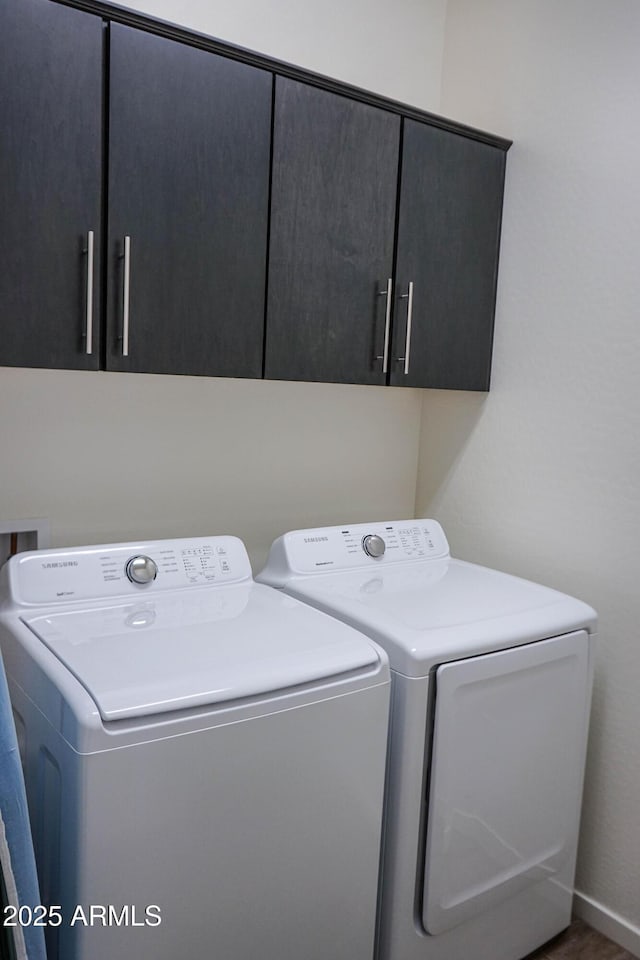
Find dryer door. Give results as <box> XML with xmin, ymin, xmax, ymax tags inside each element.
<box><xmin>422</xmin><ymin>630</ymin><xmax>591</xmax><ymax>936</ymax></box>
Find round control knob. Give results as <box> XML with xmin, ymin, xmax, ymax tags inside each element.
<box><xmin>125</xmin><ymin>555</ymin><xmax>158</xmax><ymax>585</ymax></box>
<box><xmin>362</xmin><ymin>534</ymin><xmax>386</xmax><ymax>559</ymax></box>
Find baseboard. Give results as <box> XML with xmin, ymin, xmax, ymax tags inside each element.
<box><xmin>574</xmin><ymin>890</ymin><xmax>640</xmax><ymax>958</ymax></box>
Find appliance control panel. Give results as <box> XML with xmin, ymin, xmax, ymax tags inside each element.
<box><xmin>5</xmin><ymin>536</ymin><xmax>253</xmax><ymax>606</ymax></box>
<box><xmin>264</xmin><ymin>519</ymin><xmax>450</xmax><ymax>580</ymax></box>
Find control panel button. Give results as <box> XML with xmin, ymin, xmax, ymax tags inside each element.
<box><xmin>362</xmin><ymin>534</ymin><xmax>386</xmax><ymax>559</ymax></box>
<box><xmin>125</xmin><ymin>555</ymin><xmax>158</xmax><ymax>585</ymax></box>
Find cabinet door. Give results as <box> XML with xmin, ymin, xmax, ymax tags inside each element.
<box><xmin>391</xmin><ymin>121</ymin><xmax>506</xmax><ymax>390</ymax></box>
<box><xmin>107</xmin><ymin>25</ymin><xmax>271</xmax><ymax>378</ymax></box>
<box><xmin>0</xmin><ymin>0</ymin><xmax>102</xmax><ymax>371</ymax></box>
<box><xmin>265</xmin><ymin>78</ymin><xmax>400</xmax><ymax>385</ymax></box>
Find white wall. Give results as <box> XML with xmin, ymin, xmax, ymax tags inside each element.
<box><xmin>122</xmin><ymin>0</ymin><xmax>447</xmax><ymax>107</ymax></box>
<box><xmin>417</xmin><ymin>0</ymin><xmax>640</xmax><ymax>950</ymax></box>
<box><xmin>0</xmin><ymin>0</ymin><xmax>448</xmax><ymax>570</ymax></box>
<box><xmin>0</xmin><ymin>370</ymin><xmax>420</xmax><ymax>571</ymax></box>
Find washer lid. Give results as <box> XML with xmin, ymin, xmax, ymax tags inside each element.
<box><xmin>273</xmin><ymin>559</ymin><xmax>597</xmax><ymax>677</ymax></box>
<box><xmin>21</xmin><ymin>583</ymin><xmax>380</xmax><ymax>721</ymax></box>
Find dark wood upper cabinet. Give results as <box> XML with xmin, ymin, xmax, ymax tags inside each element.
<box><xmin>106</xmin><ymin>24</ymin><xmax>272</xmax><ymax>378</ymax></box>
<box><xmin>0</xmin><ymin>0</ymin><xmax>103</xmax><ymax>370</ymax></box>
<box><xmin>390</xmin><ymin>120</ymin><xmax>506</xmax><ymax>390</ymax></box>
<box><xmin>266</xmin><ymin>86</ymin><xmax>506</xmax><ymax>391</ymax></box>
<box><xmin>265</xmin><ymin>78</ymin><xmax>400</xmax><ymax>385</ymax></box>
<box><xmin>0</xmin><ymin>0</ymin><xmax>509</xmax><ymax>389</ymax></box>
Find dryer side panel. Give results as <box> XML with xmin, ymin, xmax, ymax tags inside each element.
<box><xmin>422</xmin><ymin>630</ymin><xmax>592</xmax><ymax>936</ymax></box>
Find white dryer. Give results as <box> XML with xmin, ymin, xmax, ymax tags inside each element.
<box><xmin>258</xmin><ymin>518</ymin><xmax>597</xmax><ymax>960</ymax></box>
<box><xmin>0</xmin><ymin>535</ymin><xmax>390</xmax><ymax>960</ymax></box>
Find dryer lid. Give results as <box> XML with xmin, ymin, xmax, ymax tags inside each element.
<box><xmin>22</xmin><ymin>583</ymin><xmax>380</xmax><ymax>721</ymax></box>
<box><xmin>267</xmin><ymin>560</ymin><xmax>596</xmax><ymax>677</ymax></box>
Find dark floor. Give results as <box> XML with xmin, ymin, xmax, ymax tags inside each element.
<box><xmin>527</xmin><ymin>920</ymin><xmax>637</xmax><ymax>960</ymax></box>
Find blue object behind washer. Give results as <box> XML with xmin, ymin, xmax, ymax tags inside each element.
<box><xmin>1</xmin><ymin>654</ymin><xmax>46</xmax><ymax>960</ymax></box>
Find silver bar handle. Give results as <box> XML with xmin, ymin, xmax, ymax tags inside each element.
<box><xmin>122</xmin><ymin>235</ymin><xmax>131</xmax><ymax>357</ymax></box>
<box><xmin>84</xmin><ymin>230</ymin><xmax>94</xmax><ymax>355</ymax></box>
<box><xmin>375</xmin><ymin>278</ymin><xmax>393</xmax><ymax>373</ymax></box>
<box><xmin>397</xmin><ymin>281</ymin><xmax>414</xmax><ymax>375</ymax></box>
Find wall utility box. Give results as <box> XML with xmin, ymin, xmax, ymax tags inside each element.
<box><xmin>0</xmin><ymin>519</ymin><xmax>50</xmax><ymax>569</ymax></box>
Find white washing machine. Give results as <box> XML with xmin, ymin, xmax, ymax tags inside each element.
<box><xmin>0</xmin><ymin>535</ymin><xmax>390</xmax><ymax>960</ymax></box>
<box><xmin>258</xmin><ymin>518</ymin><xmax>597</xmax><ymax>960</ymax></box>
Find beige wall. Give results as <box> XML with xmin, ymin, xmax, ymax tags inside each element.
<box><xmin>416</xmin><ymin>0</ymin><xmax>640</xmax><ymax>951</ymax></box>
<box><xmin>0</xmin><ymin>0</ymin><xmax>448</xmax><ymax>570</ymax></box>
